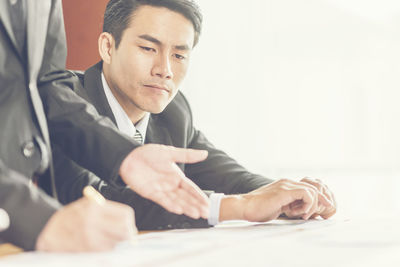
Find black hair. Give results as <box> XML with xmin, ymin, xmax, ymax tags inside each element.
<box><xmin>103</xmin><ymin>0</ymin><xmax>202</xmax><ymax>48</ymax></box>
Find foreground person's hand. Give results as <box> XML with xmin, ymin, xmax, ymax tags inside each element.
<box><xmin>36</xmin><ymin>197</ymin><xmax>136</xmax><ymax>252</ymax></box>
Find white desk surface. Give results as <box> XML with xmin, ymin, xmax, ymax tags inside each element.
<box><xmin>1</xmin><ymin>213</ymin><xmax>399</xmax><ymax>267</ymax></box>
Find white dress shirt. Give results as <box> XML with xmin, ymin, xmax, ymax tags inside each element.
<box><xmin>102</xmin><ymin>73</ymin><xmax>149</xmax><ymax>141</ymax></box>
<box><xmin>101</xmin><ymin>72</ymin><xmax>223</xmax><ymax>225</ymax></box>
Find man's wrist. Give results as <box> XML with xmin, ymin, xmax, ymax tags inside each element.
<box><xmin>118</xmin><ymin>149</ymin><xmax>136</xmax><ymax>186</ymax></box>
<box><xmin>219</xmin><ymin>195</ymin><xmax>246</xmax><ymax>222</ymax></box>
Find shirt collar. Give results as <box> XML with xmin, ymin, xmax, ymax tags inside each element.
<box><xmin>101</xmin><ymin>72</ymin><xmax>149</xmax><ymax>143</ymax></box>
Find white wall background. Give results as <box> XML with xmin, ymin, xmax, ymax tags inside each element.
<box><xmin>182</xmin><ymin>0</ymin><xmax>400</xmax><ymax>216</ymax></box>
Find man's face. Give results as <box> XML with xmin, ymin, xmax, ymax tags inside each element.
<box><xmin>104</xmin><ymin>5</ymin><xmax>195</xmax><ymax>114</ymax></box>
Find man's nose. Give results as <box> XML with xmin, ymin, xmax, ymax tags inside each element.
<box><xmin>152</xmin><ymin>54</ymin><xmax>173</xmax><ymax>79</ymax></box>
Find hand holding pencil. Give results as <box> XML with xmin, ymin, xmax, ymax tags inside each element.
<box><xmin>35</xmin><ymin>186</ymin><xmax>137</xmax><ymax>252</ymax></box>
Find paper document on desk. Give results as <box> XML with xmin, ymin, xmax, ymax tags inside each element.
<box><xmin>0</xmin><ymin>219</ymin><xmax>337</xmax><ymax>267</ymax></box>
<box><xmin>2</xmin><ymin>217</ymin><xmax>399</xmax><ymax>267</ymax></box>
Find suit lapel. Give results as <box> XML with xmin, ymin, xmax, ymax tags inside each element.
<box><xmin>26</xmin><ymin>0</ymin><xmax>51</xmax><ymax>80</ymax></box>
<box><xmin>83</xmin><ymin>63</ymin><xmax>117</xmax><ymax>125</ymax></box>
<box><xmin>26</xmin><ymin>0</ymin><xmax>52</xmax><ymax>147</ymax></box>
<box><xmin>145</xmin><ymin>116</ymin><xmax>173</xmax><ymax>145</ymax></box>
<box><xmin>25</xmin><ymin>1</ymin><xmax>58</xmax><ymax>198</ymax></box>
<box><xmin>146</xmin><ymin>115</ymin><xmax>185</xmax><ymax>170</ymax></box>
<box><xmin>0</xmin><ymin>1</ymin><xmax>21</xmax><ymax>59</ymax></box>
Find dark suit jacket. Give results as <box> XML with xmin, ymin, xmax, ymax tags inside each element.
<box><xmin>0</xmin><ymin>0</ymin><xmax>139</xmax><ymax>250</ymax></box>
<box><xmin>55</xmin><ymin>62</ymin><xmax>273</xmax><ymax>230</ymax></box>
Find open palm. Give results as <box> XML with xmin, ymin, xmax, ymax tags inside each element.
<box><xmin>119</xmin><ymin>144</ymin><xmax>209</xmax><ymax>219</ymax></box>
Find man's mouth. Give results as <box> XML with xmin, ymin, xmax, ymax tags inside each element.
<box><xmin>144</xmin><ymin>84</ymin><xmax>170</xmax><ymax>92</ymax></box>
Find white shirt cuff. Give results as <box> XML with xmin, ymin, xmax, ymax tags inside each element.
<box><xmin>208</xmin><ymin>193</ymin><xmax>225</xmax><ymax>226</ymax></box>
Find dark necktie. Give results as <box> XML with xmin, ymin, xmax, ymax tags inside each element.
<box><xmin>133</xmin><ymin>129</ymin><xmax>143</xmax><ymax>144</ymax></box>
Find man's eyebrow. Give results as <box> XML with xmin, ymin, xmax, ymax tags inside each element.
<box><xmin>174</xmin><ymin>44</ymin><xmax>190</xmax><ymax>51</ymax></box>
<box><xmin>138</xmin><ymin>34</ymin><xmax>191</xmax><ymax>51</ymax></box>
<box><xmin>138</xmin><ymin>34</ymin><xmax>161</xmax><ymax>45</ymax></box>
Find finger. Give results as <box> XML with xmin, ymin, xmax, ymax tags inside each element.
<box><xmin>101</xmin><ymin>223</ymin><xmax>135</xmax><ymax>245</ymax></box>
<box><xmin>79</xmin><ymin>219</ymin><xmax>119</xmax><ymax>252</ymax></box>
<box><xmin>178</xmin><ymin>187</ymin><xmax>209</xmax><ymax>219</ymax></box>
<box><xmin>108</xmin><ymin>203</ymin><xmax>138</xmax><ymax>237</ymax></box>
<box><xmin>154</xmin><ymin>164</ymin><xmax>208</xmax><ymax>218</ymax></box>
<box><xmin>167</xmin><ymin>146</ymin><xmax>208</xmax><ymax>164</ymax></box>
<box><xmin>301</xmin><ymin>177</ymin><xmax>317</xmax><ymax>184</ymax></box>
<box><xmin>180</xmin><ymin>176</ymin><xmax>209</xmax><ymax>205</ymax></box>
<box><xmin>322</xmin><ymin>184</ymin><xmax>337</xmax><ymax>208</ymax></box>
<box><xmin>164</xmin><ymin>188</ymin><xmax>206</xmax><ymax>219</ymax></box>
<box><xmin>273</xmin><ymin>180</ymin><xmax>317</xmax><ymax>218</ymax></box>
<box><xmin>85</xmin><ymin>232</ymin><xmax>119</xmax><ymax>252</ymax></box>
<box><xmin>287</xmin><ymin>200</ymin><xmax>305</xmax><ymax>217</ymax></box>
<box><xmin>289</xmin><ymin>199</ymin><xmax>303</xmax><ymax>210</ymax></box>
<box><xmin>282</xmin><ymin>181</ymin><xmax>320</xmax><ymax>219</ymax></box>
<box><xmin>168</xmin><ymin>164</ymin><xmax>209</xmax><ymax>215</ymax></box>
<box><xmin>282</xmin><ymin>181</ymin><xmax>317</xmax><ymax>211</ymax></box>
<box><xmin>299</xmin><ymin>180</ymin><xmax>333</xmax><ymax>209</ymax></box>
<box><xmin>290</xmin><ymin>187</ymin><xmax>315</xmax><ymax>215</ymax></box>
<box><xmin>99</xmin><ymin>202</ymin><xmax>138</xmax><ymax>240</ymax></box>
<box><xmin>301</xmin><ymin>178</ymin><xmax>335</xmax><ymax>208</ymax></box>
<box><xmin>320</xmin><ymin>208</ymin><xmax>336</xmax><ymax>219</ymax></box>
<box><xmin>298</xmin><ymin>180</ymin><xmax>320</xmax><ymax>193</ymax></box>
<box><xmin>319</xmin><ymin>187</ymin><xmax>337</xmax><ymax>219</ymax></box>
<box><xmin>301</xmin><ymin>188</ymin><xmax>319</xmax><ymax>220</ymax></box>
<box><xmin>303</xmin><ymin>192</ymin><xmax>332</xmax><ymax>220</ymax></box>
<box><xmin>173</xmin><ymin>188</ymin><xmax>202</xmax><ymax>219</ymax></box>
<box><xmin>152</xmin><ymin>191</ymin><xmax>184</xmax><ymax>215</ymax></box>
<box><xmin>301</xmin><ymin>178</ymin><xmax>322</xmax><ymax>192</ymax></box>
<box><xmin>284</xmin><ymin>201</ymin><xmax>307</xmax><ymax>218</ymax></box>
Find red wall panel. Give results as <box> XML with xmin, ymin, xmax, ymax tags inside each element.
<box><xmin>62</xmin><ymin>0</ymin><xmax>109</xmax><ymax>70</ymax></box>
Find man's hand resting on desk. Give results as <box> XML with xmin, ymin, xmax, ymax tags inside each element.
<box><xmin>36</xmin><ymin>197</ymin><xmax>136</xmax><ymax>252</ymax></box>
<box><xmin>219</xmin><ymin>178</ymin><xmax>336</xmax><ymax>222</ymax></box>
<box><xmin>299</xmin><ymin>177</ymin><xmax>336</xmax><ymax>219</ymax></box>
<box><xmin>119</xmin><ymin>144</ymin><xmax>209</xmax><ymax>220</ymax></box>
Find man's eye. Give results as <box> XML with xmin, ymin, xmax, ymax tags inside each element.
<box><xmin>140</xmin><ymin>46</ymin><xmax>156</xmax><ymax>52</ymax></box>
<box><xmin>174</xmin><ymin>54</ymin><xmax>185</xmax><ymax>60</ymax></box>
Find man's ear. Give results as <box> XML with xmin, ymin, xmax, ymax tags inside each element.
<box><xmin>98</xmin><ymin>32</ymin><xmax>114</xmax><ymax>64</ymax></box>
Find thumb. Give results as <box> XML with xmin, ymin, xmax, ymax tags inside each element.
<box><xmin>167</xmin><ymin>146</ymin><xmax>208</xmax><ymax>163</ymax></box>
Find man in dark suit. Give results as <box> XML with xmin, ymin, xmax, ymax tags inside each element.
<box><xmin>58</xmin><ymin>0</ymin><xmax>337</xmax><ymax>229</ymax></box>
<box><xmin>0</xmin><ymin>0</ymin><xmax>209</xmax><ymax>251</ymax></box>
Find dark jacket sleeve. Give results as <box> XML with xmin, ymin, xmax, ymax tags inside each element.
<box><xmin>100</xmin><ymin>184</ymin><xmax>210</xmax><ymax>230</ymax></box>
<box><xmin>36</xmin><ymin>0</ymin><xmax>138</xmax><ymax>186</ymax></box>
<box><xmin>52</xmin><ymin>145</ymin><xmax>209</xmax><ymax>229</ymax></box>
<box><xmin>179</xmin><ymin>94</ymin><xmax>273</xmax><ymax>194</ymax></box>
<box><xmin>0</xmin><ymin>160</ymin><xmax>60</xmax><ymax>250</ymax></box>
<box><xmin>51</xmin><ymin>144</ymin><xmax>103</xmax><ymax>204</ymax></box>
